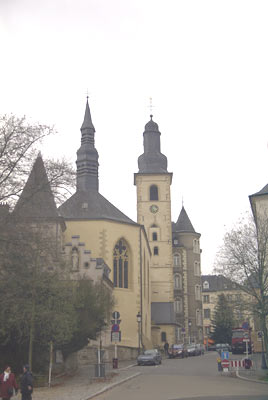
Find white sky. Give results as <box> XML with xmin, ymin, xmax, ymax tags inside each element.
<box><xmin>1</xmin><ymin>0</ymin><xmax>268</xmax><ymax>274</ymax></box>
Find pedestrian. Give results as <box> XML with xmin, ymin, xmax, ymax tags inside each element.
<box><xmin>164</xmin><ymin>341</ymin><xmax>169</xmax><ymax>356</ymax></box>
<box><xmin>20</xmin><ymin>365</ymin><xmax>33</xmax><ymax>400</ymax></box>
<box><xmin>0</xmin><ymin>365</ymin><xmax>18</xmax><ymax>400</ymax></box>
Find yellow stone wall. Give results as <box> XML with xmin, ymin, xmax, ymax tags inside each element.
<box><xmin>135</xmin><ymin>173</ymin><xmax>175</xmax><ymax>345</ymax></box>
<box><xmin>63</xmin><ymin>219</ymin><xmax>152</xmax><ymax>349</ymax></box>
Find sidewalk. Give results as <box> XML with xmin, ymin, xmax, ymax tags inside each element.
<box><xmin>32</xmin><ymin>360</ymin><xmax>140</xmax><ymax>400</ymax></box>
<box><xmin>231</xmin><ymin>353</ymin><xmax>268</xmax><ymax>384</ymax></box>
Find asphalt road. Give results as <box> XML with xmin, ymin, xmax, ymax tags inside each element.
<box><xmin>94</xmin><ymin>352</ymin><xmax>268</xmax><ymax>400</ymax></box>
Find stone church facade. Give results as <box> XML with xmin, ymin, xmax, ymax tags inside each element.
<box><xmin>8</xmin><ymin>99</ymin><xmax>203</xmax><ymax>351</ymax></box>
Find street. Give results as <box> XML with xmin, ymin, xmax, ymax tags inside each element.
<box><xmin>94</xmin><ymin>352</ymin><xmax>268</xmax><ymax>400</ymax></box>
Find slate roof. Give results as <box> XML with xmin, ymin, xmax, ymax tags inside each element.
<box><xmin>249</xmin><ymin>183</ymin><xmax>268</xmax><ymax>197</ymax></box>
<box><xmin>58</xmin><ymin>190</ymin><xmax>136</xmax><ymax>224</ymax></box>
<box><xmin>151</xmin><ymin>302</ymin><xmax>176</xmax><ymax>324</ymax></box>
<box><xmin>13</xmin><ymin>155</ymin><xmax>60</xmax><ymax>220</ymax></box>
<box><xmin>201</xmin><ymin>275</ymin><xmax>235</xmax><ymax>292</ymax></box>
<box><xmin>173</xmin><ymin>206</ymin><xmax>195</xmax><ymax>233</ymax></box>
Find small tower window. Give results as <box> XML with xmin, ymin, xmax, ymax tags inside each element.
<box><xmin>152</xmin><ymin>232</ymin><xmax>157</xmax><ymax>241</ymax></box>
<box><xmin>153</xmin><ymin>246</ymin><xmax>159</xmax><ymax>255</ymax></box>
<box><xmin>150</xmin><ymin>185</ymin><xmax>158</xmax><ymax>201</ymax></box>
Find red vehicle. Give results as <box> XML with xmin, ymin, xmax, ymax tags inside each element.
<box><xmin>231</xmin><ymin>327</ymin><xmax>252</xmax><ymax>354</ymax></box>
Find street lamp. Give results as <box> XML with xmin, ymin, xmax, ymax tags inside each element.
<box><xmin>188</xmin><ymin>320</ymin><xmax>192</xmax><ymax>344</ymax></box>
<box><xmin>260</xmin><ymin>331</ymin><xmax>267</xmax><ymax>369</ymax></box>
<box><xmin>137</xmin><ymin>312</ymin><xmax>141</xmax><ymax>355</ymax></box>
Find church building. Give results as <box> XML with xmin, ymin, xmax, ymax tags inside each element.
<box><xmin>10</xmin><ymin>99</ymin><xmax>203</xmax><ymax>352</ymax></box>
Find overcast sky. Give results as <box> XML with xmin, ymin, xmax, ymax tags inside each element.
<box><xmin>1</xmin><ymin>0</ymin><xmax>268</xmax><ymax>274</ymax></box>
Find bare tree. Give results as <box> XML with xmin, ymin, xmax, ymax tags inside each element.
<box><xmin>0</xmin><ymin>114</ymin><xmax>75</xmax><ymax>207</ymax></box>
<box><xmin>214</xmin><ymin>212</ymin><xmax>268</xmax><ymax>361</ymax></box>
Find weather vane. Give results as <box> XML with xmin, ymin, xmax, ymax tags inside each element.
<box><xmin>86</xmin><ymin>89</ymin><xmax>89</xmax><ymax>100</ymax></box>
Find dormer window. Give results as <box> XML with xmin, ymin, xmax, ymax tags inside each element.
<box><xmin>203</xmin><ymin>281</ymin><xmax>209</xmax><ymax>290</ymax></box>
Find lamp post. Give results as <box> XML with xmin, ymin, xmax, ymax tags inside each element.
<box><xmin>261</xmin><ymin>331</ymin><xmax>267</xmax><ymax>369</ymax></box>
<box><xmin>137</xmin><ymin>312</ymin><xmax>141</xmax><ymax>355</ymax></box>
<box><xmin>188</xmin><ymin>320</ymin><xmax>192</xmax><ymax>344</ymax></box>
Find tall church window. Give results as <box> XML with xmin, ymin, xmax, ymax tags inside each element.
<box><xmin>150</xmin><ymin>185</ymin><xmax>158</xmax><ymax>200</ymax></box>
<box><xmin>113</xmin><ymin>239</ymin><xmax>129</xmax><ymax>288</ymax></box>
<box><xmin>153</xmin><ymin>246</ymin><xmax>159</xmax><ymax>255</ymax></box>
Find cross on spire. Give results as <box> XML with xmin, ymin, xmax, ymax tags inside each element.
<box><xmin>148</xmin><ymin>97</ymin><xmax>155</xmax><ymax>117</ymax></box>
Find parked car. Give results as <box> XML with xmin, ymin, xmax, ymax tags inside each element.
<box><xmin>195</xmin><ymin>344</ymin><xmax>204</xmax><ymax>355</ymax></box>
<box><xmin>216</xmin><ymin>343</ymin><xmax>230</xmax><ymax>354</ymax></box>
<box><xmin>168</xmin><ymin>344</ymin><xmax>188</xmax><ymax>358</ymax></box>
<box><xmin>187</xmin><ymin>344</ymin><xmax>199</xmax><ymax>356</ymax></box>
<box><xmin>137</xmin><ymin>349</ymin><xmax>162</xmax><ymax>366</ymax></box>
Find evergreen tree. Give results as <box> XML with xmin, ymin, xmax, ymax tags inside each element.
<box><xmin>210</xmin><ymin>294</ymin><xmax>234</xmax><ymax>344</ymax></box>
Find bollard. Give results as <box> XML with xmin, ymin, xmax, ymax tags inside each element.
<box><xmin>112</xmin><ymin>358</ymin><xmax>118</xmax><ymax>369</ymax></box>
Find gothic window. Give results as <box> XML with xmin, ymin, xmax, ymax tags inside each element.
<box><xmin>150</xmin><ymin>185</ymin><xmax>158</xmax><ymax>201</ymax></box>
<box><xmin>173</xmin><ymin>253</ymin><xmax>181</xmax><ymax>267</ymax></box>
<box><xmin>153</xmin><ymin>246</ymin><xmax>159</xmax><ymax>256</ymax></box>
<box><xmin>113</xmin><ymin>239</ymin><xmax>129</xmax><ymax>288</ymax></box>
<box><xmin>174</xmin><ymin>273</ymin><xmax>182</xmax><ymax>289</ymax></box>
<box><xmin>152</xmin><ymin>232</ymin><xmax>158</xmax><ymax>241</ymax></box>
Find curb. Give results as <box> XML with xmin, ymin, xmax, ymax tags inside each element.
<box><xmin>236</xmin><ymin>370</ymin><xmax>268</xmax><ymax>385</ymax></box>
<box><xmin>83</xmin><ymin>372</ymin><xmax>141</xmax><ymax>400</ymax></box>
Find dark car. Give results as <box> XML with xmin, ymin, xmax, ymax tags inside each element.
<box><xmin>187</xmin><ymin>344</ymin><xmax>198</xmax><ymax>356</ymax></box>
<box><xmin>168</xmin><ymin>344</ymin><xmax>188</xmax><ymax>358</ymax></box>
<box><xmin>137</xmin><ymin>349</ymin><xmax>162</xmax><ymax>366</ymax></box>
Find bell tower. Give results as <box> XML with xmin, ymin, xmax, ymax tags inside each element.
<box><xmin>134</xmin><ymin>115</ymin><xmax>175</xmax><ymax>345</ymax></box>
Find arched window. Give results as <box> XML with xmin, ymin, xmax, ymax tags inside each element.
<box><xmin>173</xmin><ymin>253</ymin><xmax>181</xmax><ymax>267</ymax></box>
<box><xmin>153</xmin><ymin>246</ymin><xmax>159</xmax><ymax>255</ymax></box>
<box><xmin>174</xmin><ymin>298</ymin><xmax>183</xmax><ymax>313</ymax></box>
<box><xmin>152</xmin><ymin>232</ymin><xmax>158</xmax><ymax>241</ymax></box>
<box><xmin>174</xmin><ymin>273</ymin><xmax>182</xmax><ymax>289</ymax></box>
<box><xmin>113</xmin><ymin>239</ymin><xmax>129</xmax><ymax>288</ymax></box>
<box><xmin>150</xmin><ymin>185</ymin><xmax>158</xmax><ymax>200</ymax></box>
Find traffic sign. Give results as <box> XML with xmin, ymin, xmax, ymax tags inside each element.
<box><xmin>221</xmin><ymin>351</ymin><xmax>229</xmax><ymax>360</ymax></box>
<box><xmin>112</xmin><ymin>311</ymin><xmax>120</xmax><ymax>319</ymax></box>
<box><xmin>111</xmin><ymin>319</ymin><xmax>121</xmax><ymax>325</ymax></box>
<box><xmin>221</xmin><ymin>359</ymin><xmax>229</xmax><ymax>368</ymax></box>
<box><xmin>111</xmin><ymin>331</ymin><xmax>121</xmax><ymax>342</ymax></box>
<box><xmin>243</xmin><ymin>338</ymin><xmax>250</xmax><ymax>342</ymax></box>
<box><xmin>112</xmin><ymin>324</ymin><xmax>120</xmax><ymax>332</ymax></box>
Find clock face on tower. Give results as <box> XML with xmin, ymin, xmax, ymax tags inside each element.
<box><xmin>150</xmin><ymin>204</ymin><xmax>159</xmax><ymax>214</ymax></box>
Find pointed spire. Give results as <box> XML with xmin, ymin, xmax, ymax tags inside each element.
<box><xmin>175</xmin><ymin>206</ymin><xmax>196</xmax><ymax>233</ymax></box>
<box><xmin>13</xmin><ymin>155</ymin><xmax>59</xmax><ymax>219</ymax></box>
<box><xmin>76</xmin><ymin>99</ymin><xmax>99</xmax><ymax>191</ymax></box>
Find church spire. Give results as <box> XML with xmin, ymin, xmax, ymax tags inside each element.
<box><xmin>137</xmin><ymin>115</ymin><xmax>168</xmax><ymax>173</ymax></box>
<box><xmin>76</xmin><ymin>99</ymin><xmax>99</xmax><ymax>191</ymax></box>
